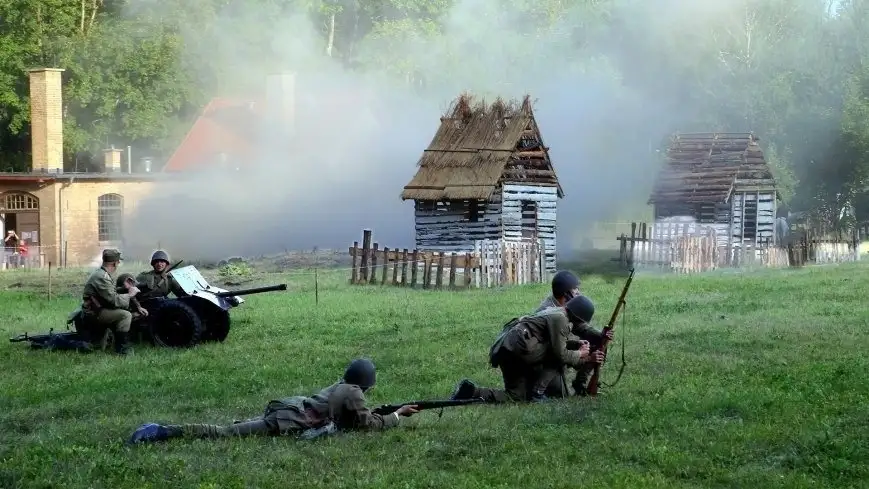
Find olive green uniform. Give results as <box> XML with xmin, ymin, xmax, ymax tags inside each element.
<box><xmin>476</xmin><ymin>308</ymin><xmax>589</xmax><ymax>403</ymax></box>
<box><xmin>161</xmin><ymin>382</ymin><xmax>401</xmax><ymax>440</ymax></box>
<box><xmin>81</xmin><ymin>266</ymin><xmax>134</xmax><ymax>334</ymax></box>
<box><xmin>536</xmin><ymin>295</ymin><xmax>605</xmax><ymax>396</ymax></box>
<box><xmin>135</xmin><ymin>269</ymin><xmax>185</xmax><ymax>299</ymax></box>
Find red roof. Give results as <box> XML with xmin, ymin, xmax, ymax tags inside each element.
<box><xmin>163</xmin><ymin>97</ymin><xmax>265</xmax><ymax>172</ymax></box>
<box><xmin>162</xmin><ymin>86</ymin><xmax>378</xmax><ymax>172</ymax></box>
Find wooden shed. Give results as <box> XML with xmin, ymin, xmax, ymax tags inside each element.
<box><xmin>647</xmin><ymin>132</ymin><xmax>779</xmax><ymax>247</ymax></box>
<box><xmin>400</xmin><ymin>94</ymin><xmax>563</xmax><ymax>271</ymax></box>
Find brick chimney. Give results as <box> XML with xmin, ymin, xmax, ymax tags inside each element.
<box><xmin>103</xmin><ymin>146</ymin><xmax>122</xmax><ymax>172</ymax></box>
<box><xmin>265</xmin><ymin>72</ymin><xmax>295</xmax><ymax>136</ymax></box>
<box><xmin>28</xmin><ymin>68</ymin><xmax>65</xmax><ymax>173</ymax></box>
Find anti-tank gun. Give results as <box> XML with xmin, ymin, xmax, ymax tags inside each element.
<box><xmin>56</xmin><ymin>264</ymin><xmax>287</xmax><ymax>352</ymax></box>
<box><xmin>136</xmin><ymin>264</ymin><xmax>287</xmax><ymax>348</ymax></box>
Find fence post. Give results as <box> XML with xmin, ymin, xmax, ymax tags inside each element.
<box><xmin>448</xmin><ymin>253</ymin><xmax>457</xmax><ymax>288</ymax></box>
<box><xmin>360</xmin><ymin>229</ymin><xmax>372</xmax><ymax>282</ymax></box>
<box><xmin>369</xmin><ymin>243</ymin><xmax>379</xmax><ymax>285</ymax></box>
<box><xmin>381</xmin><ymin>246</ymin><xmax>389</xmax><ymax>285</ymax></box>
<box><xmin>350</xmin><ymin>241</ymin><xmax>359</xmax><ymax>284</ymax></box>
<box><xmin>410</xmin><ymin>250</ymin><xmax>419</xmax><ymax>287</ymax></box>
<box><xmin>436</xmin><ymin>252</ymin><xmax>445</xmax><ymax>288</ymax></box>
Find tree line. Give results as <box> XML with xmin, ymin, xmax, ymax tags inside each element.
<box><xmin>2</xmin><ymin>0</ymin><xmax>869</xmax><ymax>225</ymax></box>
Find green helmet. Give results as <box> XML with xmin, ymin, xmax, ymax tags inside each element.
<box><xmin>150</xmin><ymin>250</ymin><xmax>170</xmax><ymax>265</ymax></box>
<box><xmin>116</xmin><ymin>273</ymin><xmax>136</xmax><ymax>289</ymax></box>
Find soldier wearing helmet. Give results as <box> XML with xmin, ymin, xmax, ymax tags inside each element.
<box><xmin>135</xmin><ymin>250</ymin><xmax>185</xmax><ymax>300</ymax></box>
<box><xmin>449</xmin><ymin>295</ymin><xmax>605</xmax><ymax>404</ymax></box>
<box><xmin>127</xmin><ymin>358</ymin><xmax>420</xmax><ymax>444</ymax></box>
<box><xmin>536</xmin><ymin>271</ymin><xmax>613</xmax><ymax>397</ymax></box>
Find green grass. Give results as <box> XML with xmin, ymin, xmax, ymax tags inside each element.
<box><xmin>1</xmin><ymin>262</ymin><xmax>867</xmax><ymax>488</ymax></box>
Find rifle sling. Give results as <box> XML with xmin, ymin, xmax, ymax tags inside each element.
<box><xmin>598</xmin><ymin>299</ymin><xmax>628</xmax><ymax>390</ymax></box>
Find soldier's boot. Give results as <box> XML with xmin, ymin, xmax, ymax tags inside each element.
<box><xmin>450</xmin><ymin>379</ymin><xmax>478</xmax><ymax>400</ymax></box>
<box><xmin>530</xmin><ymin>393</ymin><xmax>551</xmax><ymax>403</ymax></box>
<box><xmin>127</xmin><ymin>423</ymin><xmax>181</xmax><ymax>445</ymax></box>
<box><xmin>572</xmin><ymin>370</ymin><xmax>591</xmax><ymax>397</ymax></box>
<box><xmin>114</xmin><ymin>331</ymin><xmax>133</xmax><ymax>355</ymax></box>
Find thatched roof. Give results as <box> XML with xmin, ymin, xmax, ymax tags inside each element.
<box><xmin>648</xmin><ymin>132</ymin><xmax>778</xmax><ymax>205</ymax></box>
<box><xmin>400</xmin><ymin>93</ymin><xmax>559</xmax><ymax>201</ymax></box>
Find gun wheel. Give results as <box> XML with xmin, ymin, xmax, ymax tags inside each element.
<box><xmin>148</xmin><ymin>300</ymin><xmax>204</xmax><ymax>348</ymax></box>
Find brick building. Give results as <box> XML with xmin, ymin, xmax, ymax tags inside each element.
<box><xmin>0</xmin><ymin>68</ymin><xmax>164</xmax><ymax>268</ymax></box>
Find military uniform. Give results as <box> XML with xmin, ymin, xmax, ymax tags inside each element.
<box><xmin>536</xmin><ymin>295</ymin><xmax>605</xmax><ymax>397</ymax></box>
<box><xmin>150</xmin><ymin>382</ymin><xmax>401</xmax><ymax>441</ymax></box>
<box><xmin>458</xmin><ymin>308</ymin><xmax>589</xmax><ymax>404</ymax></box>
<box><xmin>80</xmin><ymin>249</ymin><xmax>135</xmax><ymax>354</ymax></box>
<box><xmin>128</xmin><ymin>358</ymin><xmax>408</xmax><ymax>444</ymax></box>
<box><xmin>135</xmin><ymin>269</ymin><xmax>185</xmax><ymax>299</ymax></box>
<box><xmin>136</xmin><ymin>249</ymin><xmax>185</xmax><ymax>299</ymax></box>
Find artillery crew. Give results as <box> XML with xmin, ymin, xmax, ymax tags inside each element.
<box><xmin>80</xmin><ymin>249</ymin><xmax>141</xmax><ymax>355</ymax></box>
<box><xmin>135</xmin><ymin>249</ymin><xmax>186</xmax><ymax>299</ymax></box>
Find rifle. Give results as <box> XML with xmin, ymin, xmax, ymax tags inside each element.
<box><xmin>586</xmin><ymin>267</ymin><xmax>635</xmax><ymax>397</ymax></box>
<box><xmin>371</xmin><ymin>397</ymin><xmax>486</xmax><ymax>416</ymax></box>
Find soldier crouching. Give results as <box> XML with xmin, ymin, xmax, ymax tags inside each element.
<box><xmin>80</xmin><ymin>249</ymin><xmax>141</xmax><ymax>355</ymax></box>
<box><xmin>127</xmin><ymin>358</ymin><xmax>420</xmax><ymax>444</ymax></box>
<box><xmin>450</xmin><ymin>296</ymin><xmax>604</xmax><ymax>404</ymax></box>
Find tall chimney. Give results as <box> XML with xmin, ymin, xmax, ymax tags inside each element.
<box><xmin>265</xmin><ymin>72</ymin><xmax>295</xmax><ymax>136</ymax></box>
<box><xmin>103</xmin><ymin>146</ymin><xmax>122</xmax><ymax>172</ymax></box>
<box><xmin>28</xmin><ymin>68</ymin><xmax>65</xmax><ymax>173</ymax></box>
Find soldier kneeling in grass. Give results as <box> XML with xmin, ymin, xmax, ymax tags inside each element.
<box><xmin>449</xmin><ymin>295</ymin><xmax>604</xmax><ymax>404</ymax></box>
<box><xmin>536</xmin><ymin>271</ymin><xmax>614</xmax><ymax>397</ymax></box>
<box><xmin>128</xmin><ymin>358</ymin><xmax>419</xmax><ymax>444</ymax></box>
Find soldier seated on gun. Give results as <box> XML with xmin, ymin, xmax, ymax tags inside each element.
<box><xmin>81</xmin><ymin>249</ymin><xmax>141</xmax><ymax>355</ymax></box>
<box><xmin>128</xmin><ymin>358</ymin><xmax>420</xmax><ymax>444</ymax></box>
<box><xmin>135</xmin><ymin>250</ymin><xmax>186</xmax><ymax>300</ymax></box>
<box><xmin>536</xmin><ymin>271</ymin><xmax>613</xmax><ymax>397</ymax></box>
<box><xmin>449</xmin><ymin>295</ymin><xmax>605</xmax><ymax>404</ymax></box>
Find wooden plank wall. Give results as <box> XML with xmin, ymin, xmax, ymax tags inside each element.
<box><xmin>501</xmin><ymin>183</ymin><xmax>557</xmax><ymax>272</ymax></box>
<box><xmin>413</xmin><ymin>193</ymin><xmax>502</xmax><ymax>252</ymax></box>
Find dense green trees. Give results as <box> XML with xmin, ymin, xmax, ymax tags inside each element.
<box><xmin>2</xmin><ymin>0</ymin><xmax>869</xmax><ymax>219</ymax></box>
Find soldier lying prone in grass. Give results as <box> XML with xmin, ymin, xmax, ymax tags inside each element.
<box><xmin>128</xmin><ymin>358</ymin><xmax>419</xmax><ymax>444</ymax></box>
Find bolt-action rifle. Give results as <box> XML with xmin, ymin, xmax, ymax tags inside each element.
<box><xmin>587</xmin><ymin>267</ymin><xmax>635</xmax><ymax>396</ymax></box>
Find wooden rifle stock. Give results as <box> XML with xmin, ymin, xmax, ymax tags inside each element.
<box><xmin>586</xmin><ymin>267</ymin><xmax>635</xmax><ymax>396</ymax></box>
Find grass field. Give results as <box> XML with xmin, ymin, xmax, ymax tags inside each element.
<box><xmin>0</xmin><ymin>261</ymin><xmax>867</xmax><ymax>489</ymax></box>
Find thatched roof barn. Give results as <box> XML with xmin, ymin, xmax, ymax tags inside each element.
<box><xmin>401</xmin><ymin>93</ymin><xmax>561</xmax><ymax>271</ymax></box>
<box><xmin>401</xmin><ymin>94</ymin><xmax>563</xmax><ymax>201</ymax></box>
<box><xmin>648</xmin><ymin>132</ymin><xmax>780</xmax><ymax>246</ymax></box>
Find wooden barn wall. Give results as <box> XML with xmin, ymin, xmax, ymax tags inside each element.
<box><xmin>501</xmin><ymin>183</ymin><xmax>557</xmax><ymax>271</ymax></box>
<box><xmin>730</xmin><ymin>191</ymin><xmax>776</xmax><ymax>245</ymax></box>
<box><xmin>413</xmin><ymin>192</ymin><xmax>502</xmax><ymax>252</ymax></box>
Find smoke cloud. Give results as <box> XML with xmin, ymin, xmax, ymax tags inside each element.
<box><xmin>121</xmin><ymin>0</ymin><xmax>809</xmax><ymax>262</ymax></box>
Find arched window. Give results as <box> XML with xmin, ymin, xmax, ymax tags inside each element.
<box><xmin>1</xmin><ymin>192</ymin><xmax>39</xmax><ymax>210</ymax></box>
<box><xmin>97</xmin><ymin>193</ymin><xmax>123</xmax><ymax>241</ymax></box>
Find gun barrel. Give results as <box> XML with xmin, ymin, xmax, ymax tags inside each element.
<box><xmin>215</xmin><ymin>284</ymin><xmax>288</xmax><ymax>298</ymax></box>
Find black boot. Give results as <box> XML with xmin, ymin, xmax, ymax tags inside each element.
<box><xmin>450</xmin><ymin>379</ymin><xmax>477</xmax><ymax>400</ymax></box>
<box><xmin>114</xmin><ymin>331</ymin><xmax>132</xmax><ymax>355</ymax></box>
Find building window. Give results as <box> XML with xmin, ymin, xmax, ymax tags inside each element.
<box><xmin>2</xmin><ymin>192</ymin><xmax>39</xmax><ymax>210</ymax></box>
<box><xmin>467</xmin><ymin>200</ymin><xmax>481</xmax><ymax>222</ymax></box>
<box><xmin>97</xmin><ymin>193</ymin><xmax>124</xmax><ymax>241</ymax></box>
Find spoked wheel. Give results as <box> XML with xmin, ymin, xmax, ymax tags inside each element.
<box><xmin>148</xmin><ymin>300</ymin><xmax>204</xmax><ymax>348</ymax></box>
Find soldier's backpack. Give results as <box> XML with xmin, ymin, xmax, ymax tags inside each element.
<box><xmin>488</xmin><ymin>316</ymin><xmax>525</xmax><ymax>368</ymax></box>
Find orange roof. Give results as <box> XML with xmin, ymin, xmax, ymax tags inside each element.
<box><xmin>162</xmin><ymin>97</ymin><xmax>265</xmax><ymax>172</ymax></box>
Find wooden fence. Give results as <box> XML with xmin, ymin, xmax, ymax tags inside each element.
<box><xmin>616</xmin><ymin>222</ymin><xmax>792</xmax><ymax>273</ymax></box>
<box><xmin>348</xmin><ymin>229</ymin><xmax>547</xmax><ymax>289</ymax></box>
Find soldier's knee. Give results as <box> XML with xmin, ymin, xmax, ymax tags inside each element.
<box><xmin>116</xmin><ymin>310</ymin><xmax>133</xmax><ymax>332</ymax></box>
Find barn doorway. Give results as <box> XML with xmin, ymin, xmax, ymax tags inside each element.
<box><xmin>520</xmin><ymin>200</ymin><xmax>538</xmax><ymax>239</ymax></box>
<box><xmin>0</xmin><ymin>192</ymin><xmax>40</xmax><ymax>267</ymax></box>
